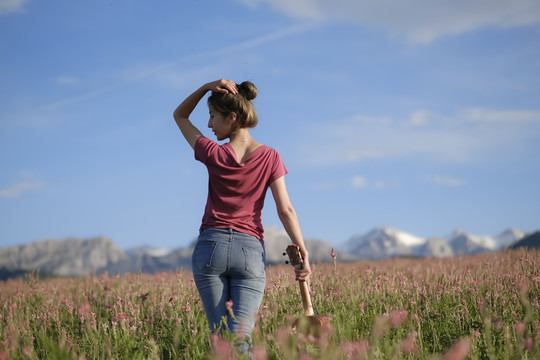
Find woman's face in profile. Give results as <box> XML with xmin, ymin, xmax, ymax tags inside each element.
<box><xmin>208</xmin><ymin>105</ymin><xmax>233</xmax><ymax>141</ymax></box>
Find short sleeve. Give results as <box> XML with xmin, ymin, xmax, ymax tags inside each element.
<box><xmin>268</xmin><ymin>150</ymin><xmax>288</xmax><ymax>184</ymax></box>
<box><xmin>194</xmin><ymin>136</ymin><xmax>218</xmax><ymax>164</ymax></box>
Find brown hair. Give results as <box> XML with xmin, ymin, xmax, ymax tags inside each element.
<box><xmin>208</xmin><ymin>81</ymin><xmax>258</xmax><ymax>128</ymax></box>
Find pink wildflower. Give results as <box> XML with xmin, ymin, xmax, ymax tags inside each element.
<box><xmin>441</xmin><ymin>338</ymin><xmax>471</xmax><ymax>360</ymax></box>
<box><xmin>78</xmin><ymin>302</ymin><xmax>91</xmax><ymax>314</ymax></box>
<box><xmin>400</xmin><ymin>331</ymin><xmax>418</xmax><ymax>354</ymax></box>
<box><xmin>252</xmin><ymin>345</ymin><xmax>268</xmax><ymax>360</ymax></box>
<box><xmin>371</xmin><ymin>315</ymin><xmax>389</xmax><ymax>338</ymax></box>
<box><xmin>225</xmin><ymin>300</ymin><xmax>237</xmax><ymax>320</ymax></box>
<box><xmin>525</xmin><ymin>337</ymin><xmax>534</xmax><ymax>351</ymax></box>
<box><xmin>331</xmin><ymin>248</ymin><xmax>337</xmax><ymax>272</ymax></box>
<box><xmin>340</xmin><ymin>339</ymin><xmax>369</xmax><ymax>359</ymax></box>
<box><xmin>514</xmin><ymin>322</ymin><xmax>526</xmax><ymax>335</ymax></box>
<box><xmin>389</xmin><ymin>309</ymin><xmax>408</xmax><ymax>327</ymax></box>
<box><xmin>211</xmin><ymin>333</ymin><xmax>234</xmax><ymax>359</ymax></box>
<box><xmin>23</xmin><ymin>346</ymin><xmax>32</xmax><ymax>357</ymax></box>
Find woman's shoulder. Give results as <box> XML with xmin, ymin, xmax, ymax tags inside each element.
<box><xmin>195</xmin><ymin>136</ymin><xmax>222</xmax><ymax>163</ymax></box>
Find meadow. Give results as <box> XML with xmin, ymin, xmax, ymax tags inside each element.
<box><xmin>0</xmin><ymin>248</ymin><xmax>539</xmax><ymax>359</ymax></box>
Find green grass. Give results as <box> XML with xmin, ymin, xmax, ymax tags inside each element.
<box><xmin>1</xmin><ymin>249</ymin><xmax>539</xmax><ymax>359</ymax></box>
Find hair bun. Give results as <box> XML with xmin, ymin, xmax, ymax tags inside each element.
<box><xmin>238</xmin><ymin>81</ymin><xmax>258</xmax><ymax>101</ymax></box>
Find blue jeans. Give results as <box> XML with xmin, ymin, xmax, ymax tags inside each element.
<box><xmin>192</xmin><ymin>228</ymin><xmax>266</xmax><ymax>343</ymax></box>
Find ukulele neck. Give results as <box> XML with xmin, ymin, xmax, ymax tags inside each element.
<box><xmin>298</xmin><ymin>280</ymin><xmax>314</xmax><ymax>316</ymax></box>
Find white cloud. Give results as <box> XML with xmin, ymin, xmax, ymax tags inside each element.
<box><xmin>239</xmin><ymin>0</ymin><xmax>540</xmax><ymax>43</ymax></box>
<box><xmin>374</xmin><ymin>181</ymin><xmax>386</xmax><ymax>189</ymax></box>
<box><xmin>0</xmin><ymin>180</ymin><xmax>44</xmax><ymax>197</ymax></box>
<box><xmin>117</xmin><ymin>22</ymin><xmax>315</xmax><ymax>89</ymax></box>
<box><xmin>422</xmin><ymin>175</ymin><xmax>465</xmax><ymax>187</ymax></box>
<box><xmin>351</xmin><ymin>175</ymin><xmax>368</xmax><ymax>189</ymax></box>
<box><xmin>56</xmin><ymin>76</ymin><xmax>78</xmax><ymax>85</ymax></box>
<box><xmin>301</xmin><ymin>108</ymin><xmax>540</xmax><ymax>165</ymax></box>
<box><xmin>461</xmin><ymin>108</ymin><xmax>540</xmax><ymax>123</ymax></box>
<box><xmin>0</xmin><ymin>0</ymin><xmax>29</xmax><ymax>15</ymax></box>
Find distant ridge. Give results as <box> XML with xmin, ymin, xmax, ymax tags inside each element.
<box><xmin>0</xmin><ymin>226</ymin><xmax>533</xmax><ymax>278</ymax></box>
<box><xmin>0</xmin><ymin>237</ymin><xmax>126</xmax><ymax>277</ymax></box>
<box><xmin>509</xmin><ymin>231</ymin><xmax>540</xmax><ymax>249</ymax></box>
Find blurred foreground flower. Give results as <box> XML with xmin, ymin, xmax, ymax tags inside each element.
<box><xmin>210</xmin><ymin>333</ymin><xmax>235</xmax><ymax>360</ymax></box>
<box><xmin>226</xmin><ymin>300</ymin><xmax>237</xmax><ymax>321</ymax></box>
<box><xmin>441</xmin><ymin>338</ymin><xmax>471</xmax><ymax>360</ymax></box>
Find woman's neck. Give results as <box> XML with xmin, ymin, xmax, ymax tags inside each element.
<box><xmin>229</xmin><ymin>128</ymin><xmax>254</xmax><ymax>146</ymax></box>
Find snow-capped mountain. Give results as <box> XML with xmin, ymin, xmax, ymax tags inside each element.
<box><xmin>495</xmin><ymin>228</ymin><xmax>526</xmax><ymax>249</ymax></box>
<box><xmin>0</xmin><ymin>226</ymin><xmax>530</xmax><ymax>278</ymax></box>
<box><xmin>444</xmin><ymin>228</ymin><xmax>525</xmax><ymax>255</ymax></box>
<box><xmin>126</xmin><ymin>245</ymin><xmax>175</xmax><ymax>258</ymax></box>
<box><xmin>344</xmin><ymin>227</ymin><xmax>527</xmax><ymax>260</ymax></box>
<box><xmin>446</xmin><ymin>230</ymin><xmax>493</xmax><ymax>256</ymax></box>
<box><xmin>343</xmin><ymin>227</ymin><xmax>427</xmax><ymax>260</ymax></box>
<box><xmin>263</xmin><ymin>226</ymin><xmax>358</xmax><ymax>264</ymax></box>
<box><xmin>418</xmin><ymin>237</ymin><xmax>454</xmax><ymax>258</ymax></box>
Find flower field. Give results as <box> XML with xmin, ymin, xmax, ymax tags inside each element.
<box><xmin>1</xmin><ymin>248</ymin><xmax>539</xmax><ymax>359</ymax></box>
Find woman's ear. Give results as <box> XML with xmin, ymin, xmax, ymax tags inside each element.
<box><xmin>228</xmin><ymin>112</ymin><xmax>237</xmax><ymax>125</ymax></box>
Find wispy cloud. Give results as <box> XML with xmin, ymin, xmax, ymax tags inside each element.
<box><xmin>56</xmin><ymin>76</ymin><xmax>79</xmax><ymax>85</ymax></box>
<box><xmin>421</xmin><ymin>175</ymin><xmax>466</xmax><ymax>187</ymax></box>
<box><xmin>300</xmin><ymin>108</ymin><xmax>540</xmax><ymax>165</ymax></box>
<box><xmin>240</xmin><ymin>0</ymin><xmax>540</xmax><ymax>43</ymax></box>
<box><xmin>119</xmin><ymin>22</ymin><xmax>317</xmax><ymax>88</ymax></box>
<box><xmin>0</xmin><ymin>0</ymin><xmax>29</xmax><ymax>15</ymax></box>
<box><xmin>350</xmin><ymin>176</ymin><xmax>399</xmax><ymax>190</ymax></box>
<box><xmin>351</xmin><ymin>175</ymin><xmax>368</xmax><ymax>189</ymax></box>
<box><xmin>0</xmin><ymin>180</ymin><xmax>44</xmax><ymax>198</ymax></box>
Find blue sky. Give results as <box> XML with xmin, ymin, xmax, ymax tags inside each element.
<box><xmin>1</xmin><ymin>0</ymin><xmax>539</xmax><ymax>250</ymax></box>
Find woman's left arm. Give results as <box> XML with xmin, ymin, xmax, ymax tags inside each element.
<box><xmin>173</xmin><ymin>86</ymin><xmax>207</xmax><ymax>150</ymax></box>
<box><xmin>270</xmin><ymin>176</ymin><xmax>312</xmax><ymax>281</ymax></box>
<box><xmin>173</xmin><ymin>80</ymin><xmax>238</xmax><ymax>149</ymax></box>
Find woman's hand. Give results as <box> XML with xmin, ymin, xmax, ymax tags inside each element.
<box><xmin>204</xmin><ymin>79</ymin><xmax>238</xmax><ymax>95</ymax></box>
<box><xmin>296</xmin><ymin>255</ymin><xmax>312</xmax><ymax>281</ymax></box>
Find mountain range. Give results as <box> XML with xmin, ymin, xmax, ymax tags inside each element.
<box><xmin>0</xmin><ymin>226</ymin><xmax>534</xmax><ymax>278</ymax></box>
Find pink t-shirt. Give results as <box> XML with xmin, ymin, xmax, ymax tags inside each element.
<box><xmin>194</xmin><ymin>136</ymin><xmax>288</xmax><ymax>242</ymax></box>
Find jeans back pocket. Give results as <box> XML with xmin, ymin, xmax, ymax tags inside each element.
<box><xmin>193</xmin><ymin>241</ymin><xmax>218</xmax><ymax>271</ymax></box>
<box><xmin>243</xmin><ymin>247</ymin><xmax>265</xmax><ymax>278</ymax></box>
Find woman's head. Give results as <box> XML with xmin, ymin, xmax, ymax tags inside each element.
<box><xmin>207</xmin><ymin>81</ymin><xmax>258</xmax><ymax>129</ymax></box>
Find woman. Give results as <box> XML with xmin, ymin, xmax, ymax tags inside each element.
<box><xmin>173</xmin><ymin>79</ymin><xmax>311</xmax><ymax>350</ymax></box>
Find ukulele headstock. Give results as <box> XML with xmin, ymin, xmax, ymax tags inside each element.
<box><xmin>284</xmin><ymin>244</ymin><xmax>304</xmax><ymax>269</ymax></box>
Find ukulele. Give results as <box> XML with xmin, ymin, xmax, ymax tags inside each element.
<box><xmin>284</xmin><ymin>244</ymin><xmax>328</xmax><ymax>336</ymax></box>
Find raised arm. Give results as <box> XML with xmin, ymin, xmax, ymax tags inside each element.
<box><xmin>269</xmin><ymin>176</ymin><xmax>311</xmax><ymax>281</ymax></box>
<box><xmin>173</xmin><ymin>79</ymin><xmax>238</xmax><ymax>149</ymax></box>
